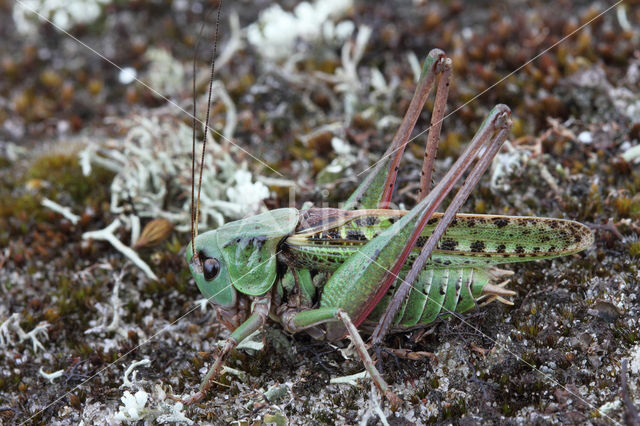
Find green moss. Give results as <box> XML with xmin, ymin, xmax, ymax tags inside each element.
<box><xmin>443</xmin><ymin>398</ymin><xmax>467</xmax><ymax>419</ymax></box>
<box><xmin>313</xmin><ymin>410</ymin><xmax>336</xmax><ymax>424</ymax></box>
<box><xmin>501</xmin><ymin>403</ymin><xmax>513</xmax><ymax>415</ymax></box>
<box><xmin>500</xmin><ymin>373</ymin><xmax>509</xmax><ymax>385</ymax></box>
<box><xmin>26</xmin><ymin>153</ymin><xmax>113</xmax><ymax>204</ymax></box>
<box><xmin>625</xmin><ymin>332</ymin><xmax>638</xmax><ymax>344</ymax></box>
<box><xmin>0</xmin><ymin>156</ymin><xmax>11</xmax><ymax>168</ymax></box>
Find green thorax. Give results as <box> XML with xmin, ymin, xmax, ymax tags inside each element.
<box><xmin>215</xmin><ymin>208</ymin><xmax>298</xmax><ymax>296</ymax></box>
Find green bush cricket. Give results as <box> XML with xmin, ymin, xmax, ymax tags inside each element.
<box><xmin>182</xmin><ymin>6</ymin><xmax>594</xmax><ymax>407</ymax></box>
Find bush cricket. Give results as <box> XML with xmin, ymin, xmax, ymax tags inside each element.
<box><xmin>182</xmin><ymin>5</ymin><xmax>594</xmax><ymax>407</ymax></box>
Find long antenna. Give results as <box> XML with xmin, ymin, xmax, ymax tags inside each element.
<box><xmin>191</xmin><ymin>0</ymin><xmax>224</xmax><ymax>260</ymax></box>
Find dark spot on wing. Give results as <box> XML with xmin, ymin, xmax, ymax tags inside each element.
<box><xmin>326</xmin><ymin>229</ymin><xmax>341</xmax><ymax>239</ymax></box>
<box><xmin>492</xmin><ymin>218</ymin><xmax>509</xmax><ymax>228</ymax></box>
<box><xmin>470</xmin><ymin>241</ymin><xmax>485</xmax><ymax>252</ymax></box>
<box><xmin>355</xmin><ymin>216</ymin><xmax>380</xmax><ymax>227</ymax></box>
<box><xmin>439</xmin><ymin>238</ymin><xmax>458</xmax><ymax>251</ymax></box>
<box><xmin>346</xmin><ymin>230</ymin><xmax>367</xmax><ymax>241</ymax></box>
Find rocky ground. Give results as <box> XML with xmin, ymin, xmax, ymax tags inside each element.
<box><xmin>1</xmin><ymin>0</ymin><xmax>640</xmax><ymax>424</ymax></box>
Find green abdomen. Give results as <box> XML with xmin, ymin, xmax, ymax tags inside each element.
<box><xmin>367</xmin><ymin>267</ymin><xmax>491</xmax><ymax>327</ymax></box>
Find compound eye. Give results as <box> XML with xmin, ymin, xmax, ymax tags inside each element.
<box><xmin>201</xmin><ymin>256</ymin><xmax>220</xmax><ymax>281</ymax></box>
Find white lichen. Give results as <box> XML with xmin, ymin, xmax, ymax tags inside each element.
<box><xmin>622</xmin><ymin>144</ymin><xmax>640</xmax><ymax>163</ymax></box>
<box><xmin>144</xmin><ymin>48</ymin><xmax>186</xmax><ymax>99</ymax></box>
<box><xmin>246</xmin><ymin>0</ymin><xmax>354</xmax><ymax>61</ymax></box>
<box><xmin>193</xmin><ymin>298</ymin><xmax>209</xmax><ymax>313</ymax></box>
<box><xmin>41</xmin><ymin>197</ymin><xmax>80</xmax><ymax>225</ymax></box>
<box><xmin>629</xmin><ymin>344</ymin><xmax>640</xmax><ymax>375</ymax></box>
<box><xmin>329</xmin><ymin>370</ymin><xmax>369</xmax><ymax>386</ymax></box>
<box><xmin>0</xmin><ymin>313</ymin><xmax>49</xmax><ymax>353</ymax></box>
<box><xmin>598</xmin><ymin>399</ymin><xmax>622</xmax><ymax>415</ymax></box>
<box><xmin>113</xmin><ymin>390</ymin><xmax>149</xmax><ymax>422</ymax></box>
<box><xmin>155</xmin><ymin>400</ymin><xmax>193</xmax><ymax>425</ymax></box>
<box><xmin>313</xmin><ymin>25</ymin><xmax>379</xmax><ymax>119</ymax></box>
<box><xmin>120</xmin><ymin>359</ymin><xmax>151</xmax><ymax>390</ymax></box>
<box><xmin>82</xmin><ymin>220</ymin><xmax>158</xmax><ymax>281</ymax></box>
<box><xmin>225</xmin><ymin>170</ymin><xmax>270</xmax><ymax>218</ymax></box>
<box><xmin>316</xmin><ymin>137</ymin><xmax>358</xmax><ymax>185</ymax></box>
<box><xmin>80</xmin><ymin>108</ymin><xmax>267</xmax><ymax>239</ymax></box>
<box><xmin>13</xmin><ymin>0</ymin><xmax>110</xmax><ymax>35</ymax></box>
<box><xmin>317</xmin><ymin>25</ymin><xmax>371</xmax><ymax>94</ymax></box>
<box><xmin>39</xmin><ymin>367</ymin><xmax>64</xmax><ymax>384</ymax></box>
<box><xmin>84</xmin><ymin>268</ymin><xmax>145</xmax><ymax>344</ymax></box>
<box><xmin>489</xmin><ymin>141</ymin><xmax>531</xmax><ymax>192</ymax></box>
<box><xmin>111</xmin><ymin>360</ymin><xmax>194</xmax><ymax>424</ymax></box>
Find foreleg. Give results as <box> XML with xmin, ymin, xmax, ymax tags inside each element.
<box><xmin>181</xmin><ymin>295</ymin><xmax>270</xmax><ymax>405</ymax></box>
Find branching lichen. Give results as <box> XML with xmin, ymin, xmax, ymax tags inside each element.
<box><xmin>80</xmin><ymin>110</ymin><xmax>267</xmax><ymax>233</ymax></box>
<box><xmin>246</xmin><ymin>0</ymin><xmax>354</xmax><ymax>61</ymax></box>
<box><xmin>39</xmin><ymin>367</ymin><xmax>64</xmax><ymax>384</ymax></box>
<box><xmin>41</xmin><ymin>197</ymin><xmax>80</xmax><ymax>224</ymax></box>
<box><xmin>112</xmin><ymin>359</ymin><xmax>194</xmax><ymax>424</ymax></box>
<box><xmin>13</xmin><ymin>0</ymin><xmax>109</xmax><ymax>35</ymax></box>
<box><xmin>82</xmin><ymin>220</ymin><xmax>157</xmax><ymax>281</ymax></box>
<box><xmin>0</xmin><ymin>312</ymin><xmax>49</xmax><ymax>353</ymax></box>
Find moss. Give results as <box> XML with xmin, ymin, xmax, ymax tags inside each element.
<box><xmin>26</xmin><ymin>153</ymin><xmax>113</xmax><ymax>205</ymax></box>
<box><xmin>615</xmin><ymin>197</ymin><xmax>632</xmax><ymax>217</ymax></box>
<box><xmin>443</xmin><ymin>398</ymin><xmax>468</xmax><ymax>419</ymax></box>
<box><xmin>501</xmin><ymin>403</ymin><xmax>513</xmax><ymax>416</ymax></box>
<box><xmin>313</xmin><ymin>410</ymin><xmax>337</xmax><ymax>424</ymax></box>
<box><xmin>0</xmin><ymin>156</ymin><xmax>11</xmax><ymax>169</ymax></box>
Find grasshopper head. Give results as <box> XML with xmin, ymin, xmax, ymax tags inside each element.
<box><xmin>187</xmin><ymin>231</ymin><xmax>237</xmax><ymax>308</ymax></box>
<box><xmin>187</xmin><ymin>208</ymin><xmax>300</xmax><ymax>306</ymax></box>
